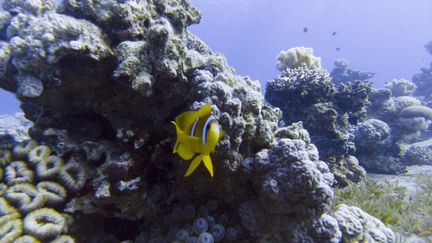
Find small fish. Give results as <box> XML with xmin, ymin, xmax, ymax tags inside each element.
<box><xmin>303</xmin><ymin>27</ymin><xmax>308</xmax><ymax>33</ymax></box>
<box><xmin>335</xmin><ymin>47</ymin><xmax>340</xmax><ymax>51</ymax></box>
<box><xmin>332</xmin><ymin>31</ymin><xmax>337</xmax><ymax>36</ymax></box>
<box><xmin>171</xmin><ymin>104</ymin><xmax>224</xmax><ymax>177</ymax></box>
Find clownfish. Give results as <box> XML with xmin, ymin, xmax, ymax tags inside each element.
<box><xmin>171</xmin><ymin>104</ymin><xmax>224</xmax><ymax>177</ymax></box>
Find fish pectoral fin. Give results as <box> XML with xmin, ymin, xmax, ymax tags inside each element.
<box><xmin>178</xmin><ymin>143</ymin><xmax>195</xmax><ymax>160</ymax></box>
<box><xmin>184</xmin><ymin>155</ymin><xmax>203</xmax><ymax>177</ymax></box>
<box><xmin>173</xmin><ymin>141</ymin><xmax>179</xmax><ymax>153</ymax></box>
<box><xmin>202</xmin><ymin>155</ymin><xmax>214</xmax><ymax>177</ymax></box>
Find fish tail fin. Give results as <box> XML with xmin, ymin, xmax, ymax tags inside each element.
<box><xmin>184</xmin><ymin>154</ymin><xmax>203</xmax><ymax>177</ymax></box>
<box><xmin>171</xmin><ymin>121</ymin><xmax>181</xmax><ymax>153</ymax></box>
<box><xmin>202</xmin><ymin>155</ymin><xmax>214</xmax><ymax>177</ymax></box>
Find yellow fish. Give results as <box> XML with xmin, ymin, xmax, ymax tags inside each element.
<box><xmin>171</xmin><ymin>104</ymin><xmax>224</xmax><ymax>177</ymax></box>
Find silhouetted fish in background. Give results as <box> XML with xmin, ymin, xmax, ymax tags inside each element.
<box><xmin>336</xmin><ymin>47</ymin><xmax>341</xmax><ymax>51</ymax></box>
<box><xmin>332</xmin><ymin>31</ymin><xmax>337</xmax><ymax>36</ymax></box>
<box><xmin>303</xmin><ymin>27</ymin><xmax>308</xmax><ymax>33</ymax></box>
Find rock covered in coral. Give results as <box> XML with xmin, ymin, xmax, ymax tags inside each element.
<box><xmin>332</xmin><ymin>204</ymin><xmax>396</xmax><ymax>243</ymax></box>
<box><xmin>291</xmin><ymin>214</ymin><xmax>342</xmax><ymax>243</ymax></box>
<box><xmin>353</xmin><ymin>119</ymin><xmax>391</xmax><ymax>150</ymax></box>
<box><xmin>0</xmin><ymin>113</ymin><xmax>32</xmax><ymax>143</ymax></box>
<box><xmin>402</xmin><ymin>138</ymin><xmax>432</xmax><ymax>166</ymax></box>
<box><xmin>356</xmin><ymin>84</ymin><xmax>432</xmax><ymax>173</ymax></box>
<box><xmin>330</xmin><ymin>58</ymin><xmax>375</xmax><ymax>85</ymax></box>
<box><xmin>266</xmin><ymin>53</ymin><xmax>371</xmax><ymax>186</ymax></box>
<box><xmin>333</xmin><ymin>80</ymin><xmax>372</xmax><ymax>118</ymax></box>
<box><xmin>266</xmin><ymin>63</ymin><xmax>335</xmax><ymax>124</ymax></box>
<box><xmin>252</xmin><ymin>138</ymin><xmax>334</xmax><ymax>219</ymax></box>
<box><xmin>236</xmin><ymin>122</ymin><xmax>338</xmax><ymax>240</ymax></box>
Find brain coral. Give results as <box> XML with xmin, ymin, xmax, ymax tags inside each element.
<box><xmin>0</xmin><ymin>138</ymin><xmax>83</xmax><ymax>242</ymax></box>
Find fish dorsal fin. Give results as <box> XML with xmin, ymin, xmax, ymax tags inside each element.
<box><xmin>175</xmin><ymin>104</ymin><xmax>212</xmax><ymax>131</ymax></box>
<box><xmin>175</xmin><ymin>110</ymin><xmax>199</xmax><ymax>131</ymax></box>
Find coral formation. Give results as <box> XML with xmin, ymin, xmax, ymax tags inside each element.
<box><xmin>330</xmin><ymin>59</ymin><xmax>375</xmax><ymax>85</ymax></box>
<box><xmin>0</xmin><ymin>139</ymin><xmax>82</xmax><ymax>242</ymax></box>
<box><xmin>0</xmin><ymin>113</ymin><xmax>32</xmax><ymax>142</ymax></box>
<box><xmin>276</xmin><ymin>46</ymin><xmax>321</xmax><ymax>71</ymax></box>
<box><xmin>384</xmin><ymin>78</ymin><xmax>417</xmax><ymax>97</ymax></box>
<box><xmin>356</xmin><ymin>80</ymin><xmax>432</xmax><ymax>173</ymax></box>
<box><xmin>0</xmin><ymin>0</ymin><xmax>423</xmax><ymax>242</ymax></box>
<box><xmin>332</xmin><ymin>204</ymin><xmax>395</xmax><ymax>242</ymax></box>
<box><xmin>266</xmin><ymin>53</ymin><xmax>371</xmax><ymax>186</ymax></box>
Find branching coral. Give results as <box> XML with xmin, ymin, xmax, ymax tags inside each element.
<box><xmin>276</xmin><ymin>46</ymin><xmax>321</xmax><ymax>71</ymax></box>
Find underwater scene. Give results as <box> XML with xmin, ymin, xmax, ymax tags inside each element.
<box><xmin>0</xmin><ymin>0</ymin><xmax>431</xmax><ymax>242</ymax></box>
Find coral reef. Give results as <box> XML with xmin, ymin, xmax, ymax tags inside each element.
<box><xmin>402</xmin><ymin>138</ymin><xmax>432</xmax><ymax>166</ymax></box>
<box><xmin>332</xmin><ymin>204</ymin><xmax>395</xmax><ymax>242</ymax></box>
<box><xmin>330</xmin><ymin>59</ymin><xmax>375</xmax><ymax>85</ymax></box>
<box><xmin>266</xmin><ymin>53</ymin><xmax>371</xmax><ymax>186</ymax></box>
<box><xmin>0</xmin><ymin>0</ymin><xmax>414</xmax><ymax>242</ymax></box>
<box><xmin>356</xmin><ymin>82</ymin><xmax>432</xmax><ymax>173</ymax></box>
